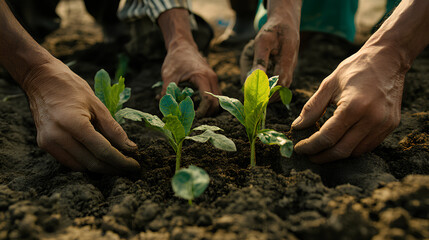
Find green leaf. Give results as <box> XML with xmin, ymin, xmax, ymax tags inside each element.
<box><xmin>110</xmin><ymin>76</ymin><xmax>126</xmax><ymax>115</ymax></box>
<box><xmin>279</xmin><ymin>87</ymin><xmax>292</xmax><ymax>107</ymax></box>
<box><xmin>166</xmin><ymin>82</ymin><xmax>181</xmax><ymax>101</ymax></box>
<box><xmin>116</xmin><ymin>108</ymin><xmax>177</xmax><ymax>152</ymax></box>
<box><xmin>192</xmin><ymin>125</ymin><xmax>222</xmax><ymax>132</ymax></box>
<box><xmin>151</xmin><ymin>81</ymin><xmax>163</xmax><ymax>89</ymax></box>
<box><xmin>206</xmin><ymin>92</ymin><xmax>245</xmax><ymax>125</ymax></box>
<box><xmin>257</xmin><ymin>129</ymin><xmax>293</xmax><ymax>158</ymax></box>
<box><xmin>244</xmin><ymin>70</ymin><xmax>270</xmax><ymax>139</ymax></box>
<box><xmin>269</xmin><ymin>85</ymin><xmax>282</xmax><ymax>98</ymax></box>
<box><xmin>179</xmin><ymin>96</ymin><xmax>195</xmax><ymax>135</ymax></box>
<box><xmin>119</xmin><ymin>87</ymin><xmax>131</xmax><ymax>105</ymax></box>
<box><xmin>116</xmin><ymin>108</ymin><xmax>164</xmax><ymax>128</ymax></box>
<box><xmin>164</xmin><ymin>115</ymin><xmax>186</xmax><ymax>143</ymax></box>
<box><xmin>114</xmin><ymin>53</ymin><xmax>129</xmax><ymax>82</ymax></box>
<box><xmin>280</xmin><ymin>140</ymin><xmax>294</xmax><ymax>158</ymax></box>
<box><xmin>268</xmin><ymin>75</ymin><xmax>279</xmax><ymax>89</ymax></box>
<box><xmin>160</xmin><ymin>94</ymin><xmax>180</xmax><ymax>117</ymax></box>
<box><xmin>94</xmin><ymin>69</ymin><xmax>112</xmax><ymax>108</ymax></box>
<box><xmin>172</xmin><ymin>165</ymin><xmax>210</xmax><ymax>200</ymax></box>
<box><xmin>186</xmin><ymin>130</ymin><xmax>236</xmax><ymax>152</ymax></box>
<box><xmin>181</xmin><ymin>87</ymin><xmax>194</xmax><ymax>100</ymax></box>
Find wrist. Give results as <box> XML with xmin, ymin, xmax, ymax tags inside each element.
<box><xmin>158</xmin><ymin>8</ymin><xmax>197</xmax><ymax>51</ymax></box>
<box><xmin>363</xmin><ymin>0</ymin><xmax>429</xmax><ymax>70</ymax></box>
<box><xmin>267</xmin><ymin>0</ymin><xmax>302</xmax><ymax>26</ymax></box>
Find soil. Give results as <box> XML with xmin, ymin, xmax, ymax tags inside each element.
<box><xmin>0</xmin><ymin>2</ymin><xmax>428</xmax><ymax>240</ymax></box>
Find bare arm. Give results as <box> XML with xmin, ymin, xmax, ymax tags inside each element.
<box><xmin>252</xmin><ymin>0</ymin><xmax>302</xmax><ymax>87</ymax></box>
<box><xmin>0</xmin><ymin>0</ymin><xmax>140</xmax><ymax>174</ymax></box>
<box><xmin>293</xmin><ymin>0</ymin><xmax>429</xmax><ymax>163</ymax></box>
<box><xmin>157</xmin><ymin>8</ymin><xmax>221</xmax><ymax>117</ymax></box>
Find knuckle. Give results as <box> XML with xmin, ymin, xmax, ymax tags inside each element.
<box><xmin>37</xmin><ymin>129</ymin><xmax>59</xmax><ymax>150</ymax></box>
<box><xmin>37</xmin><ymin>132</ymin><xmax>50</xmax><ymax>150</ymax></box>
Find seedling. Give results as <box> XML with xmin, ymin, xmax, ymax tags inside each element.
<box><xmin>116</xmin><ymin>82</ymin><xmax>236</xmax><ymax>172</ymax></box>
<box><xmin>172</xmin><ymin>165</ymin><xmax>209</xmax><ymax>205</ymax></box>
<box><xmin>208</xmin><ymin>69</ymin><xmax>293</xmax><ymax>167</ymax></box>
<box><xmin>94</xmin><ymin>69</ymin><xmax>131</xmax><ymax>123</ymax></box>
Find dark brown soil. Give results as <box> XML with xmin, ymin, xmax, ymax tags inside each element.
<box><xmin>0</xmin><ymin>5</ymin><xmax>428</xmax><ymax>240</ymax></box>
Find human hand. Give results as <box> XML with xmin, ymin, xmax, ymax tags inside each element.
<box><xmin>160</xmin><ymin>41</ymin><xmax>221</xmax><ymax>117</ymax></box>
<box><xmin>22</xmin><ymin>59</ymin><xmax>140</xmax><ymax>174</ymax></box>
<box><xmin>252</xmin><ymin>1</ymin><xmax>301</xmax><ymax>87</ymax></box>
<box><xmin>292</xmin><ymin>46</ymin><xmax>407</xmax><ymax>163</ymax></box>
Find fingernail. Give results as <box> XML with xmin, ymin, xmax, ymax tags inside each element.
<box><xmin>292</xmin><ymin>116</ymin><xmax>302</xmax><ymax>128</ymax></box>
<box><xmin>126</xmin><ymin>139</ymin><xmax>137</xmax><ymax>149</ymax></box>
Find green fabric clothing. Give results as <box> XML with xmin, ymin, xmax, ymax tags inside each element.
<box><xmin>255</xmin><ymin>0</ymin><xmax>401</xmax><ymax>43</ymax></box>
<box><xmin>300</xmin><ymin>0</ymin><xmax>358</xmax><ymax>42</ymax></box>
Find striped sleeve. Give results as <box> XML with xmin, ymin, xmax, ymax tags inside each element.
<box><xmin>118</xmin><ymin>0</ymin><xmax>189</xmax><ymax>22</ymax></box>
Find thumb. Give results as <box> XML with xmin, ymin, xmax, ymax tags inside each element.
<box><xmin>292</xmin><ymin>78</ymin><xmax>335</xmax><ymax>130</ymax></box>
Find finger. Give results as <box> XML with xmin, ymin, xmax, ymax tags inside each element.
<box><xmin>65</xmin><ymin>119</ymin><xmax>140</xmax><ymax>172</ymax></box>
<box><xmin>276</xmin><ymin>62</ymin><xmax>293</xmax><ymax>88</ymax></box>
<box><xmin>294</xmin><ymin>102</ymin><xmax>364</xmax><ymax>155</ymax></box>
<box><xmin>292</xmin><ymin>78</ymin><xmax>335</xmax><ymax>130</ymax></box>
<box><xmin>351</xmin><ymin>125</ymin><xmax>392</xmax><ymax>156</ymax></box>
<box><xmin>191</xmin><ymin>74</ymin><xmax>218</xmax><ymax>117</ymax></box>
<box><xmin>94</xmin><ymin>104</ymin><xmax>138</xmax><ymax>151</ymax></box>
<box><xmin>252</xmin><ymin>35</ymin><xmax>274</xmax><ymax>73</ymax></box>
<box><xmin>56</xmin><ymin>135</ymin><xmax>122</xmax><ymax>175</ymax></box>
<box><xmin>307</xmin><ymin>121</ymin><xmax>372</xmax><ymax>163</ymax></box>
<box><xmin>46</xmin><ymin>142</ymin><xmax>86</xmax><ymax>171</ymax></box>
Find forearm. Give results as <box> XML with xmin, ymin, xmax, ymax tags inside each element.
<box><xmin>0</xmin><ymin>0</ymin><xmax>54</xmax><ymax>87</ymax></box>
<box><xmin>157</xmin><ymin>8</ymin><xmax>197</xmax><ymax>51</ymax></box>
<box><xmin>364</xmin><ymin>0</ymin><xmax>429</xmax><ymax>70</ymax></box>
<box><xmin>267</xmin><ymin>0</ymin><xmax>302</xmax><ymax>29</ymax></box>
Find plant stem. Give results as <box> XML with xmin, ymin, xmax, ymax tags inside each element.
<box><xmin>188</xmin><ymin>199</ymin><xmax>193</xmax><ymax>206</ymax></box>
<box><xmin>175</xmin><ymin>142</ymin><xmax>183</xmax><ymax>173</ymax></box>
<box><xmin>261</xmin><ymin>110</ymin><xmax>266</xmax><ymax>129</ymax></box>
<box><xmin>250</xmin><ymin>138</ymin><xmax>256</xmax><ymax>167</ymax></box>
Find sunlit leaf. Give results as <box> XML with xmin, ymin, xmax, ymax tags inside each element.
<box><xmin>279</xmin><ymin>87</ymin><xmax>292</xmax><ymax>107</ymax></box>
<box><xmin>206</xmin><ymin>92</ymin><xmax>245</xmax><ymax>125</ymax></box>
<box><xmin>268</xmin><ymin>75</ymin><xmax>279</xmax><ymax>89</ymax></box>
<box><xmin>269</xmin><ymin>85</ymin><xmax>282</xmax><ymax>98</ymax></box>
<box><xmin>192</xmin><ymin>125</ymin><xmax>222</xmax><ymax>132</ymax></box>
<box><xmin>244</xmin><ymin>70</ymin><xmax>270</xmax><ymax>139</ymax></box>
<box><xmin>257</xmin><ymin>129</ymin><xmax>293</xmax><ymax>158</ymax></box>
<box><xmin>164</xmin><ymin>115</ymin><xmax>186</xmax><ymax>143</ymax></box>
<box><xmin>186</xmin><ymin>130</ymin><xmax>236</xmax><ymax>152</ymax></box>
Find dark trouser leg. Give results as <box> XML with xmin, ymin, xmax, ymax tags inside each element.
<box><xmin>83</xmin><ymin>0</ymin><xmax>129</xmax><ymax>43</ymax></box>
<box><xmin>217</xmin><ymin>0</ymin><xmax>258</xmax><ymax>46</ymax></box>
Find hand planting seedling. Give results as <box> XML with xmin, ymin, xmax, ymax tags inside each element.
<box><xmin>172</xmin><ymin>165</ymin><xmax>210</xmax><ymax>205</ymax></box>
<box><xmin>208</xmin><ymin>69</ymin><xmax>293</xmax><ymax>167</ymax></box>
<box><xmin>94</xmin><ymin>69</ymin><xmax>131</xmax><ymax>123</ymax></box>
<box><xmin>116</xmin><ymin>82</ymin><xmax>236</xmax><ymax>172</ymax></box>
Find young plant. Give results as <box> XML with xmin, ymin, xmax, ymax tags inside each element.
<box><xmin>94</xmin><ymin>69</ymin><xmax>131</xmax><ymax>123</ymax></box>
<box><xmin>172</xmin><ymin>165</ymin><xmax>210</xmax><ymax>205</ymax></box>
<box><xmin>116</xmin><ymin>82</ymin><xmax>236</xmax><ymax>172</ymax></box>
<box><xmin>207</xmin><ymin>69</ymin><xmax>293</xmax><ymax>167</ymax></box>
